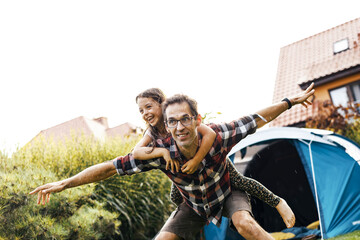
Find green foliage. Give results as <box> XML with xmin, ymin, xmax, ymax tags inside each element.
<box><xmin>202</xmin><ymin>112</ymin><xmax>222</xmax><ymax>124</ymax></box>
<box><xmin>344</xmin><ymin>119</ymin><xmax>360</xmax><ymax>146</ymax></box>
<box><xmin>1</xmin><ymin>152</ymin><xmax>117</xmax><ymax>239</ymax></box>
<box><xmin>66</xmin><ymin>201</ymin><xmax>121</xmax><ymax>239</ymax></box>
<box><xmin>94</xmin><ymin>170</ymin><xmax>173</xmax><ymax>240</ymax></box>
<box><xmin>327</xmin><ymin>230</ymin><xmax>360</xmax><ymax>240</ymax></box>
<box><xmin>1</xmin><ymin>135</ymin><xmax>174</xmax><ymax>239</ymax></box>
<box><xmin>12</xmin><ymin>134</ymin><xmax>138</xmax><ymax>178</ymax></box>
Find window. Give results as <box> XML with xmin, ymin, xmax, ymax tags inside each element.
<box><xmin>333</xmin><ymin>38</ymin><xmax>349</xmax><ymax>54</ymax></box>
<box><xmin>329</xmin><ymin>81</ymin><xmax>360</xmax><ymax>107</ymax></box>
<box><xmin>329</xmin><ymin>87</ymin><xmax>349</xmax><ymax>107</ymax></box>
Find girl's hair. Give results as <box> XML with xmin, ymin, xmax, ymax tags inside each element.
<box><xmin>136</xmin><ymin>88</ymin><xmax>166</xmax><ymax>107</ymax></box>
<box><xmin>136</xmin><ymin>88</ymin><xmax>167</xmax><ymax>148</ymax></box>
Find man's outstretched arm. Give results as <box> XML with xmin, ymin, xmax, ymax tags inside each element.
<box><xmin>255</xmin><ymin>83</ymin><xmax>315</xmax><ymax>128</ymax></box>
<box><xmin>29</xmin><ymin>160</ymin><xmax>117</xmax><ymax>205</ymax></box>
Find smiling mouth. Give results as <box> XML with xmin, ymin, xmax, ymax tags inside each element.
<box><xmin>147</xmin><ymin>116</ymin><xmax>154</xmax><ymax>124</ymax></box>
<box><xmin>177</xmin><ymin>132</ymin><xmax>189</xmax><ymax>139</ymax></box>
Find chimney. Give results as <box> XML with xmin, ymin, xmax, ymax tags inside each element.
<box><xmin>94</xmin><ymin>117</ymin><xmax>109</xmax><ymax>129</ymax></box>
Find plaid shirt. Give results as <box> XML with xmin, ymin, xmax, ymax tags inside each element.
<box><xmin>113</xmin><ymin>114</ymin><xmax>257</xmax><ymax>227</ymax></box>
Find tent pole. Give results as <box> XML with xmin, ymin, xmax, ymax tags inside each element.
<box><xmin>307</xmin><ymin>138</ymin><xmax>324</xmax><ymax>240</ymax></box>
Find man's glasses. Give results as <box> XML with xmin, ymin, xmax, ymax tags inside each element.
<box><xmin>165</xmin><ymin>116</ymin><xmax>196</xmax><ymax>128</ymax></box>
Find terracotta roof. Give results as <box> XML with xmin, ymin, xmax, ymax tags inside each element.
<box><xmin>106</xmin><ymin>122</ymin><xmax>139</xmax><ymax>138</ymax></box>
<box><xmin>32</xmin><ymin>116</ymin><xmax>140</xmax><ymax>143</ymax></box>
<box><xmin>271</xmin><ymin>18</ymin><xmax>360</xmax><ymax>127</ymax></box>
<box><xmin>38</xmin><ymin>116</ymin><xmax>97</xmax><ymax>141</ymax></box>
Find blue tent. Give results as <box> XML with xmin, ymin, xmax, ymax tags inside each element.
<box><xmin>204</xmin><ymin>127</ymin><xmax>360</xmax><ymax>239</ymax></box>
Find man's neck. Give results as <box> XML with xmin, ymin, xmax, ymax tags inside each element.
<box><xmin>177</xmin><ymin>137</ymin><xmax>199</xmax><ymax>160</ymax></box>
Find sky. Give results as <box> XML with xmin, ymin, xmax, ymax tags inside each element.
<box><xmin>0</xmin><ymin>0</ymin><xmax>359</xmax><ymax>153</ymax></box>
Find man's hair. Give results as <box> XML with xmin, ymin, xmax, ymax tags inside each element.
<box><xmin>162</xmin><ymin>94</ymin><xmax>198</xmax><ymax>120</ymax></box>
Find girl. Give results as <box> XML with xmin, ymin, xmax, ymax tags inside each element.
<box><xmin>132</xmin><ymin>88</ymin><xmax>295</xmax><ymax>228</ymax></box>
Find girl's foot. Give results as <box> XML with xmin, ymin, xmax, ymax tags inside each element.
<box><xmin>276</xmin><ymin>198</ymin><xmax>295</xmax><ymax>228</ymax></box>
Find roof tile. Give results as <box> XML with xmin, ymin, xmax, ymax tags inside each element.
<box><xmin>271</xmin><ymin>18</ymin><xmax>360</xmax><ymax>127</ymax></box>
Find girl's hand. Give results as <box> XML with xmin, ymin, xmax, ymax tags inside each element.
<box><xmin>181</xmin><ymin>159</ymin><xmax>200</xmax><ymax>174</ymax></box>
<box><xmin>162</xmin><ymin>149</ymin><xmax>180</xmax><ymax>173</ymax></box>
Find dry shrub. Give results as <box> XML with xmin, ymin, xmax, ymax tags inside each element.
<box><xmin>306</xmin><ymin>100</ymin><xmax>360</xmax><ymax>135</ymax></box>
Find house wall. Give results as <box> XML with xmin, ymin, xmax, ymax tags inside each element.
<box><xmin>314</xmin><ymin>72</ymin><xmax>360</xmax><ymax>101</ymax></box>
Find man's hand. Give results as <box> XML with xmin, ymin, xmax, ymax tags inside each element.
<box><xmin>162</xmin><ymin>149</ymin><xmax>180</xmax><ymax>173</ymax></box>
<box><xmin>181</xmin><ymin>159</ymin><xmax>200</xmax><ymax>174</ymax></box>
<box><xmin>255</xmin><ymin>82</ymin><xmax>315</xmax><ymax>128</ymax></box>
<box><xmin>29</xmin><ymin>161</ymin><xmax>117</xmax><ymax>205</ymax></box>
<box><xmin>29</xmin><ymin>181</ymin><xmax>66</xmax><ymax>205</ymax></box>
<box><xmin>290</xmin><ymin>82</ymin><xmax>315</xmax><ymax>108</ymax></box>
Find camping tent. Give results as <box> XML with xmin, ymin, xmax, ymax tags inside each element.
<box><xmin>204</xmin><ymin>127</ymin><xmax>360</xmax><ymax>239</ymax></box>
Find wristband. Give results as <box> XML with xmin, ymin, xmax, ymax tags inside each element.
<box><xmin>282</xmin><ymin>98</ymin><xmax>292</xmax><ymax>109</ymax></box>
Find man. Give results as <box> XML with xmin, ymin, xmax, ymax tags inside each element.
<box><xmin>30</xmin><ymin>83</ymin><xmax>314</xmax><ymax>239</ymax></box>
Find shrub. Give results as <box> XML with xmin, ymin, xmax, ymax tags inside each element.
<box><xmin>1</xmin><ymin>135</ymin><xmax>174</xmax><ymax>239</ymax></box>
<box><xmin>12</xmin><ymin>134</ymin><xmax>139</xmax><ymax>178</ymax></box>
<box><xmin>306</xmin><ymin>100</ymin><xmax>360</xmax><ymax>137</ymax></box>
<box><xmin>94</xmin><ymin>170</ymin><xmax>174</xmax><ymax>239</ymax></box>
<box><xmin>343</xmin><ymin>119</ymin><xmax>360</xmax><ymax>146</ymax></box>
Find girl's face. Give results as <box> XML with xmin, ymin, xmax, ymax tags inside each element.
<box><xmin>137</xmin><ymin>97</ymin><xmax>164</xmax><ymax>128</ymax></box>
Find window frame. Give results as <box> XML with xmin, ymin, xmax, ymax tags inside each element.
<box><xmin>333</xmin><ymin>38</ymin><xmax>350</xmax><ymax>54</ymax></box>
<box><xmin>328</xmin><ymin>80</ymin><xmax>360</xmax><ymax>107</ymax></box>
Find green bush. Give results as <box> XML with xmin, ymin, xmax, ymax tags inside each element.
<box><xmin>1</xmin><ymin>135</ymin><xmax>174</xmax><ymax>239</ymax></box>
<box><xmin>344</xmin><ymin>119</ymin><xmax>360</xmax><ymax>146</ymax></box>
<box><xmin>94</xmin><ymin>170</ymin><xmax>173</xmax><ymax>239</ymax></box>
<box><xmin>12</xmin><ymin>134</ymin><xmax>138</xmax><ymax>178</ymax></box>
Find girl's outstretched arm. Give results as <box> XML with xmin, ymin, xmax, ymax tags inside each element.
<box><xmin>181</xmin><ymin>123</ymin><xmax>216</xmax><ymax>174</ymax></box>
<box><xmin>133</xmin><ymin>134</ymin><xmax>179</xmax><ymax>173</ymax></box>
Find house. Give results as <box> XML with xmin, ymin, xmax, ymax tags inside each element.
<box><xmin>31</xmin><ymin>116</ymin><xmax>142</xmax><ymax>143</ymax></box>
<box><xmin>271</xmin><ymin>18</ymin><xmax>360</xmax><ymax>127</ymax></box>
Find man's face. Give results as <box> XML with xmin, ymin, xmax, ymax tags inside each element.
<box><xmin>165</xmin><ymin>102</ymin><xmax>200</xmax><ymax>149</ymax></box>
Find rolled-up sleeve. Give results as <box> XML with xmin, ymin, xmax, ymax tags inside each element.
<box><xmin>112</xmin><ymin>153</ymin><xmax>165</xmax><ymax>176</ymax></box>
<box><xmin>213</xmin><ymin>114</ymin><xmax>257</xmax><ymax>150</ymax></box>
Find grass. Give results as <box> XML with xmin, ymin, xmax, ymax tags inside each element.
<box><xmin>327</xmin><ymin>230</ymin><xmax>360</xmax><ymax>240</ymax></box>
